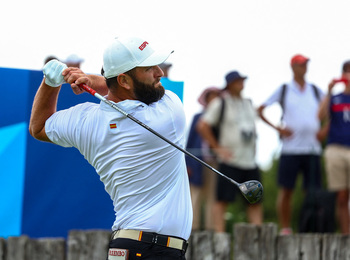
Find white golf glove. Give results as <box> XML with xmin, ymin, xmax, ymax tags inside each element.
<box><xmin>43</xmin><ymin>59</ymin><xmax>68</xmax><ymax>87</ymax></box>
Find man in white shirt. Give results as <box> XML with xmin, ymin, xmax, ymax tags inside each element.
<box><xmin>258</xmin><ymin>54</ymin><xmax>324</xmax><ymax>235</ymax></box>
<box><xmin>29</xmin><ymin>36</ymin><xmax>192</xmax><ymax>260</ymax></box>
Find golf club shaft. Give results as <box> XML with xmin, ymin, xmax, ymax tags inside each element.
<box><xmin>79</xmin><ymin>83</ymin><xmax>239</xmax><ymax>186</ymax></box>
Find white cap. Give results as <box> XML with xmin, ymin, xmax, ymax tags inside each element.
<box><xmin>103</xmin><ymin>36</ymin><xmax>173</xmax><ymax>79</ymax></box>
<box><xmin>65</xmin><ymin>54</ymin><xmax>84</xmax><ymax>64</ymax></box>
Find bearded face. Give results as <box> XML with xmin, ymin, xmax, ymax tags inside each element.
<box><xmin>128</xmin><ymin>73</ymin><xmax>165</xmax><ymax>105</ymax></box>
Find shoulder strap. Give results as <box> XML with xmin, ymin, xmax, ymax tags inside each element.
<box><xmin>279</xmin><ymin>84</ymin><xmax>287</xmax><ymax>112</ymax></box>
<box><xmin>311</xmin><ymin>84</ymin><xmax>321</xmax><ymax>102</ymax></box>
<box><xmin>211</xmin><ymin>97</ymin><xmax>225</xmax><ymax>140</ymax></box>
<box><xmin>279</xmin><ymin>84</ymin><xmax>320</xmax><ymax>120</ymax></box>
<box><xmin>218</xmin><ymin>96</ymin><xmax>225</xmax><ymax>124</ymax></box>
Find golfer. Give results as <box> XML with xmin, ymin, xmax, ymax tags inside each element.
<box><xmin>29</xmin><ymin>36</ymin><xmax>192</xmax><ymax>260</ymax></box>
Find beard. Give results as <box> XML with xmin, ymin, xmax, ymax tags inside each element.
<box><xmin>131</xmin><ymin>76</ymin><xmax>165</xmax><ymax>105</ymax></box>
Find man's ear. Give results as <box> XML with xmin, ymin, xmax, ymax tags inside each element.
<box><xmin>117</xmin><ymin>74</ymin><xmax>132</xmax><ymax>90</ymax></box>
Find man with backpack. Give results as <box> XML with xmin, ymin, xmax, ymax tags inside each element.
<box><xmin>197</xmin><ymin>71</ymin><xmax>263</xmax><ymax>233</ymax></box>
<box><xmin>258</xmin><ymin>54</ymin><xmax>325</xmax><ymax>235</ymax></box>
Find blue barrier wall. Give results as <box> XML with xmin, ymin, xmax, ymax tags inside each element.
<box><xmin>0</xmin><ymin>68</ymin><xmax>183</xmax><ymax>238</ymax></box>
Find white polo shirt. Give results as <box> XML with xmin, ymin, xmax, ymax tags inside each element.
<box><xmin>45</xmin><ymin>90</ymin><xmax>192</xmax><ymax>240</ymax></box>
<box><xmin>263</xmin><ymin>80</ymin><xmax>325</xmax><ymax>155</ymax></box>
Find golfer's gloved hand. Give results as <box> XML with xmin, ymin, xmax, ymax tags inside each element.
<box><xmin>43</xmin><ymin>59</ymin><xmax>68</xmax><ymax>87</ymax></box>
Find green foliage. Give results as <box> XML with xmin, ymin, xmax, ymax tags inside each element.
<box><xmin>198</xmin><ymin>154</ymin><xmax>329</xmax><ymax>234</ymax></box>
<box><xmin>226</xmin><ymin>157</ymin><xmax>308</xmax><ymax>234</ymax></box>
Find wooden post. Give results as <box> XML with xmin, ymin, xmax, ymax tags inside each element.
<box><xmin>322</xmin><ymin>234</ymin><xmax>350</xmax><ymax>259</ymax></box>
<box><xmin>6</xmin><ymin>228</ymin><xmax>350</xmax><ymax>260</ymax></box>
<box><xmin>276</xmin><ymin>235</ymin><xmax>300</xmax><ymax>260</ymax></box>
<box><xmin>26</xmin><ymin>238</ymin><xmax>65</xmax><ymax>260</ymax></box>
<box><xmin>234</xmin><ymin>223</ymin><xmax>260</xmax><ymax>260</ymax></box>
<box><xmin>190</xmin><ymin>231</ymin><xmax>214</xmax><ymax>260</ymax></box>
<box><xmin>299</xmin><ymin>234</ymin><xmax>322</xmax><ymax>260</ymax></box>
<box><xmin>0</xmin><ymin>237</ymin><xmax>5</xmax><ymax>260</ymax></box>
<box><xmin>6</xmin><ymin>235</ymin><xmax>29</xmax><ymax>260</ymax></box>
<box><xmin>276</xmin><ymin>234</ymin><xmax>322</xmax><ymax>260</ymax></box>
<box><xmin>67</xmin><ymin>230</ymin><xmax>110</xmax><ymax>260</ymax></box>
<box><xmin>260</xmin><ymin>223</ymin><xmax>277</xmax><ymax>260</ymax></box>
<box><xmin>213</xmin><ymin>232</ymin><xmax>231</xmax><ymax>260</ymax></box>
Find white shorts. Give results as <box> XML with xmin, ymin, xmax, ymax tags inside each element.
<box><xmin>325</xmin><ymin>144</ymin><xmax>350</xmax><ymax>191</ymax></box>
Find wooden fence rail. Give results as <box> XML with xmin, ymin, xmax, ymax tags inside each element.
<box><xmin>1</xmin><ymin>223</ymin><xmax>349</xmax><ymax>260</ymax></box>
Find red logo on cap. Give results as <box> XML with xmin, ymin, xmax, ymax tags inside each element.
<box><xmin>139</xmin><ymin>41</ymin><xmax>148</xmax><ymax>51</ymax></box>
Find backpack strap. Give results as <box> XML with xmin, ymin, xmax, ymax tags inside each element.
<box><xmin>211</xmin><ymin>96</ymin><xmax>225</xmax><ymax>140</ymax></box>
<box><xmin>311</xmin><ymin>84</ymin><xmax>321</xmax><ymax>102</ymax></box>
<box><xmin>218</xmin><ymin>96</ymin><xmax>225</xmax><ymax>125</ymax></box>
<box><xmin>279</xmin><ymin>84</ymin><xmax>287</xmax><ymax>111</ymax></box>
<box><xmin>279</xmin><ymin>83</ymin><xmax>321</xmax><ymax>117</ymax></box>
<box><xmin>279</xmin><ymin>84</ymin><xmax>287</xmax><ymax>120</ymax></box>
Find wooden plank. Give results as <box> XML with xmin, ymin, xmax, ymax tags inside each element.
<box><xmin>6</xmin><ymin>236</ymin><xmax>29</xmax><ymax>260</ymax></box>
<box><xmin>234</xmin><ymin>223</ymin><xmax>260</xmax><ymax>260</ymax></box>
<box><xmin>276</xmin><ymin>235</ymin><xmax>300</xmax><ymax>260</ymax></box>
<box><xmin>5</xmin><ymin>227</ymin><xmax>350</xmax><ymax>260</ymax></box>
<box><xmin>190</xmin><ymin>231</ymin><xmax>214</xmax><ymax>260</ymax></box>
<box><xmin>213</xmin><ymin>232</ymin><xmax>231</xmax><ymax>260</ymax></box>
<box><xmin>260</xmin><ymin>223</ymin><xmax>277</xmax><ymax>260</ymax></box>
<box><xmin>322</xmin><ymin>234</ymin><xmax>343</xmax><ymax>260</ymax></box>
<box><xmin>337</xmin><ymin>235</ymin><xmax>350</xmax><ymax>259</ymax></box>
<box><xmin>67</xmin><ymin>230</ymin><xmax>110</xmax><ymax>260</ymax></box>
<box><xmin>0</xmin><ymin>237</ymin><xmax>5</xmax><ymax>260</ymax></box>
<box><xmin>26</xmin><ymin>238</ymin><xmax>65</xmax><ymax>260</ymax></box>
<box><xmin>299</xmin><ymin>234</ymin><xmax>321</xmax><ymax>260</ymax></box>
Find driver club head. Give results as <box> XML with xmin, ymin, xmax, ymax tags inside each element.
<box><xmin>238</xmin><ymin>180</ymin><xmax>263</xmax><ymax>204</ymax></box>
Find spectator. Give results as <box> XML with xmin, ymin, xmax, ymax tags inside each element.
<box><xmin>186</xmin><ymin>86</ymin><xmax>221</xmax><ymax>231</ymax></box>
<box><xmin>159</xmin><ymin>62</ymin><xmax>172</xmax><ymax>78</ymax></box>
<box><xmin>318</xmin><ymin>60</ymin><xmax>350</xmax><ymax>234</ymax></box>
<box><xmin>65</xmin><ymin>54</ymin><xmax>84</xmax><ymax>68</ymax></box>
<box><xmin>197</xmin><ymin>71</ymin><xmax>263</xmax><ymax>233</ymax></box>
<box><xmin>258</xmin><ymin>54</ymin><xmax>325</xmax><ymax>235</ymax></box>
<box><xmin>44</xmin><ymin>55</ymin><xmax>59</xmax><ymax>65</ymax></box>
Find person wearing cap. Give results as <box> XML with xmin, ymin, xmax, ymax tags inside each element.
<box><xmin>318</xmin><ymin>60</ymin><xmax>350</xmax><ymax>234</ymax></box>
<box><xmin>44</xmin><ymin>55</ymin><xmax>59</xmax><ymax>65</ymax></box>
<box><xmin>185</xmin><ymin>86</ymin><xmax>221</xmax><ymax>231</ymax></box>
<box><xmin>197</xmin><ymin>71</ymin><xmax>263</xmax><ymax>233</ymax></box>
<box><xmin>257</xmin><ymin>54</ymin><xmax>325</xmax><ymax>235</ymax></box>
<box><xmin>159</xmin><ymin>62</ymin><xmax>172</xmax><ymax>78</ymax></box>
<box><xmin>65</xmin><ymin>54</ymin><xmax>84</xmax><ymax>68</ymax></box>
<box><xmin>29</xmin><ymin>36</ymin><xmax>192</xmax><ymax>259</ymax></box>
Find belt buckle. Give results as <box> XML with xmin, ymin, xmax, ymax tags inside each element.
<box><xmin>153</xmin><ymin>234</ymin><xmax>158</xmax><ymax>244</ymax></box>
<box><xmin>140</xmin><ymin>232</ymin><xmax>154</xmax><ymax>244</ymax></box>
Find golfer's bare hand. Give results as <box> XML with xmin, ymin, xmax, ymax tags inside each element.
<box><xmin>62</xmin><ymin>67</ymin><xmax>88</xmax><ymax>95</ymax></box>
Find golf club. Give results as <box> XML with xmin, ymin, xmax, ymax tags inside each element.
<box><xmin>78</xmin><ymin>83</ymin><xmax>263</xmax><ymax>204</ymax></box>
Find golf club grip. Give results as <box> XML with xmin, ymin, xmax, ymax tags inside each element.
<box><xmin>77</xmin><ymin>83</ymin><xmax>240</xmax><ymax>186</ymax></box>
<box><xmin>80</xmin><ymin>84</ymin><xmax>96</xmax><ymax>95</ymax></box>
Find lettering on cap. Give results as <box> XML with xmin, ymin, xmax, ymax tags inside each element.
<box><xmin>139</xmin><ymin>41</ymin><xmax>149</xmax><ymax>51</ymax></box>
